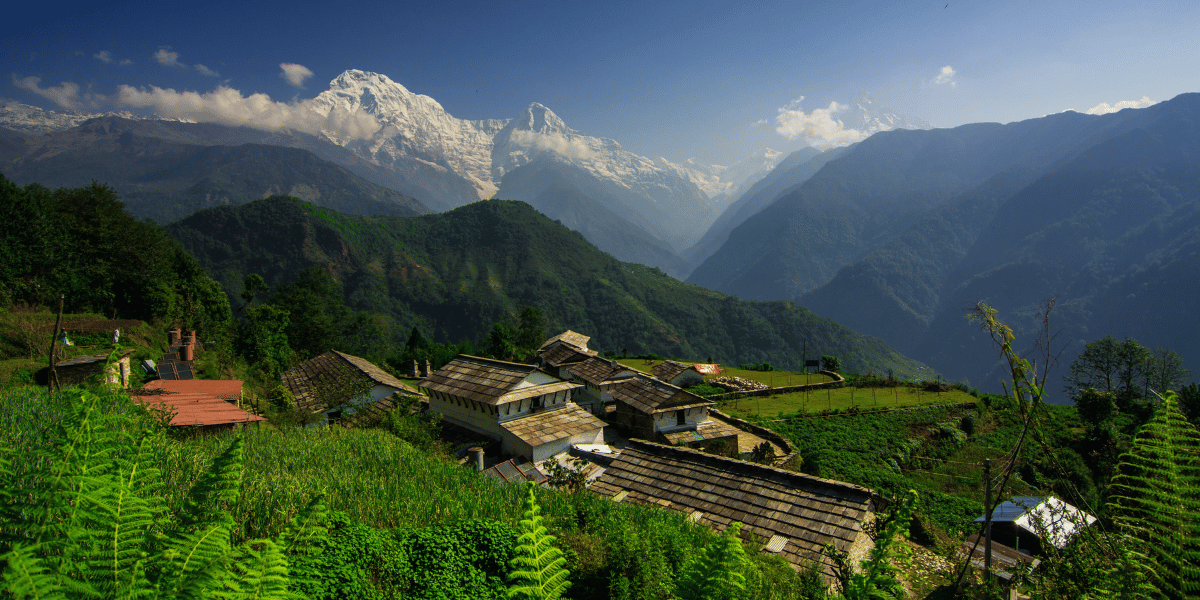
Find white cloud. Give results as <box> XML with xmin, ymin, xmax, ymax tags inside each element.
<box><xmin>195</xmin><ymin>64</ymin><xmax>220</xmax><ymax>77</ymax></box>
<box><xmin>155</xmin><ymin>48</ymin><xmax>182</xmax><ymax>67</ymax></box>
<box><xmin>1084</xmin><ymin>95</ymin><xmax>1155</xmax><ymax>115</ymax></box>
<box><xmin>120</xmin><ymin>58</ymin><xmax>133</xmax><ymax>66</ymax></box>
<box><xmin>115</xmin><ymin>84</ymin><xmax>381</xmax><ymax>141</ymax></box>
<box><xmin>11</xmin><ymin>75</ymin><xmax>105</xmax><ymax>110</ymax></box>
<box><xmin>774</xmin><ymin>97</ymin><xmax>866</xmax><ymax>150</ymax></box>
<box><xmin>94</xmin><ymin>50</ymin><xmax>113</xmax><ymax>64</ymax></box>
<box><xmin>750</xmin><ymin>118</ymin><xmax>767</xmax><ymax>127</ymax></box>
<box><xmin>934</xmin><ymin>65</ymin><xmax>956</xmax><ymax>87</ymax></box>
<box><xmin>509</xmin><ymin>129</ymin><xmax>596</xmax><ymax>161</ymax></box>
<box><xmin>280</xmin><ymin>63</ymin><xmax>314</xmax><ymax>88</ymax></box>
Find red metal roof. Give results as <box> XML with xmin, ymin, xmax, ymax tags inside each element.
<box><xmin>137</xmin><ymin>380</ymin><xmax>264</xmax><ymax>427</ymax></box>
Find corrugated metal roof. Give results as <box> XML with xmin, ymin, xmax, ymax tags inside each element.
<box><xmin>693</xmin><ymin>364</ymin><xmax>723</xmax><ymax>376</ymax></box>
<box><xmin>136</xmin><ymin>380</ymin><xmax>263</xmax><ymax>427</ymax></box>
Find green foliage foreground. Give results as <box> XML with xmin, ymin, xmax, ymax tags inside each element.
<box><xmin>0</xmin><ymin>387</ymin><xmax>816</xmax><ymax>599</ymax></box>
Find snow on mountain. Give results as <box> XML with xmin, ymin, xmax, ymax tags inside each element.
<box><xmin>840</xmin><ymin>92</ymin><xmax>931</xmax><ymax>137</ymax></box>
<box><xmin>0</xmin><ymin>99</ymin><xmax>145</xmax><ymax>135</ymax></box>
<box><xmin>307</xmin><ymin>70</ymin><xmax>507</xmax><ymax>199</ymax></box>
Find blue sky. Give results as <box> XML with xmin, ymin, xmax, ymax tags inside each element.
<box><xmin>5</xmin><ymin>0</ymin><xmax>1198</xmax><ymax>165</ymax></box>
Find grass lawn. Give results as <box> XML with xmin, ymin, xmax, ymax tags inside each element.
<box><xmin>615</xmin><ymin>358</ymin><xmax>835</xmax><ymax>387</ymax></box>
<box><xmin>718</xmin><ymin>385</ymin><xmax>977</xmax><ymax>418</ymax></box>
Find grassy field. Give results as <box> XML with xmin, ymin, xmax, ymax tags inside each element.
<box><xmin>615</xmin><ymin>358</ymin><xmax>836</xmax><ymax>387</ymax></box>
<box><xmin>718</xmin><ymin>385</ymin><xmax>976</xmax><ymax>418</ymax></box>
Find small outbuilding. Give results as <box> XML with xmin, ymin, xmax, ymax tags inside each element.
<box><xmin>607</xmin><ymin>374</ymin><xmax>741</xmax><ymax>450</ymax></box>
<box><xmin>973</xmin><ymin>496</ymin><xmax>1096</xmax><ymax>556</ymax></box>
<box><xmin>651</xmin><ymin>360</ymin><xmax>705</xmax><ymax>388</ymax></box>
<box><xmin>54</xmin><ymin>350</ymin><xmax>135</xmax><ymax>388</ymax></box>
<box><xmin>563</xmin><ymin>356</ymin><xmax>638</xmax><ymax>415</ymax></box>
<box><xmin>281</xmin><ymin>350</ymin><xmax>417</xmax><ymax>425</ymax></box>
<box><xmin>135</xmin><ymin>379</ymin><xmax>264</xmax><ymax>431</ymax></box>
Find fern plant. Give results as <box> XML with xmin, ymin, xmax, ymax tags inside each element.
<box><xmin>0</xmin><ymin>387</ymin><xmax>324</xmax><ymax>599</ymax></box>
<box><xmin>1106</xmin><ymin>390</ymin><xmax>1200</xmax><ymax>599</ymax></box>
<box><xmin>506</xmin><ymin>482</ymin><xmax>569</xmax><ymax>600</ymax></box>
<box><xmin>674</xmin><ymin>522</ymin><xmax>751</xmax><ymax>600</ymax></box>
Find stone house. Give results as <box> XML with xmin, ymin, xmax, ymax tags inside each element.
<box><xmin>652</xmin><ymin>360</ymin><xmax>706</xmax><ymax>388</ymax></box>
<box><xmin>54</xmin><ymin>350</ymin><xmax>135</xmax><ymax>388</ymax></box>
<box><xmin>562</xmin><ymin>356</ymin><xmax>638</xmax><ymax>415</ymax></box>
<box><xmin>607</xmin><ymin>373</ymin><xmax>743</xmax><ymax>450</ymax></box>
<box><xmin>591</xmin><ymin>439</ymin><xmax>882</xmax><ymax>582</ymax></box>
<box><xmin>537</xmin><ymin>330</ymin><xmax>592</xmax><ymax>355</ymax></box>
<box><xmin>420</xmin><ymin>355</ymin><xmax>605</xmax><ymax>463</ymax></box>
<box><xmin>281</xmin><ymin>350</ymin><xmax>417</xmax><ymax>425</ymax></box>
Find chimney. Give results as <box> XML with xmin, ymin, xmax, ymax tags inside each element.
<box><xmin>181</xmin><ymin>344</ymin><xmax>193</xmax><ymax>361</ymax></box>
<box><xmin>169</xmin><ymin>329</ymin><xmax>181</xmax><ymax>346</ymax></box>
<box><xmin>187</xmin><ymin>330</ymin><xmax>197</xmax><ymax>347</ymax></box>
<box><xmin>412</xmin><ymin>360</ymin><xmax>419</xmax><ymax>378</ymax></box>
<box><xmin>468</xmin><ymin>446</ymin><xmax>485</xmax><ymax>471</ymax></box>
<box><xmin>422</xmin><ymin>360</ymin><xmax>431</xmax><ymax>378</ymax></box>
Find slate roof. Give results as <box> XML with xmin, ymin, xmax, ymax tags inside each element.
<box><xmin>484</xmin><ymin>459</ymin><xmax>548</xmax><ymax>485</ymax></box>
<box><xmin>652</xmin><ymin>360</ymin><xmax>698</xmax><ymax>382</ymax></box>
<box><xmin>136</xmin><ymin>380</ymin><xmax>264</xmax><ymax>427</ymax></box>
<box><xmin>659</xmin><ymin>417</ymin><xmax>745</xmax><ymax>446</ymax></box>
<box><xmin>568</xmin><ymin>356</ymin><xmax>637</xmax><ymax>386</ymax></box>
<box><xmin>609</xmin><ymin>374</ymin><xmax>713</xmax><ymax>414</ymax></box>
<box><xmin>500</xmin><ymin>404</ymin><xmax>606</xmax><ymax>447</ymax></box>
<box><xmin>538</xmin><ymin>330</ymin><xmax>590</xmax><ymax>353</ymax></box>
<box><xmin>56</xmin><ymin>353</ymin><xmax>116</xmax><ymax>367</ymax></box>
<box><xmin>590</xmin><ymin>439</ymin><xmax>878</xmax><ymax>573</ymax></box>
<box><xmin>420</xmin><ymin>355</ymin><xmax>570</xmax><ymax>405</ymax></box>
<box><xmin>281</xmin><ymin>350</ymin><xmax>416</xmax><ymax>413</ymax></box>
<box><xmin>540</xmin><ymin>343</ymin><xmax>593</xmax><ymax>368</ymax></box>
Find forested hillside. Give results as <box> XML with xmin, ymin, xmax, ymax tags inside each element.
<box><xmin>0</xmin><ymin>116</ymin><xmax>430</xmax><ymax>223</ymax></box>
<box><xmin>688</xmin><ymin>93</ymin><xmax>1200</xmax><ymax>396</ymax></box>
<box><xmin>166</xmin><ymin>196</ymin><xmax>928</xmax><ymax>377</ymax></box>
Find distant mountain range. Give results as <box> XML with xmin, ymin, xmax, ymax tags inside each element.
<box><xmin>0</xmin><ymin>78</ymin><xmax>928</xmax><ymax>277</ymax></box>
<box><xmin>166</xmin><ymin>195</ymin><xmax>930</xmax><ymax>378</ymax></box>
<box><xmin>688</xmin><ymin>92</ymin><xmax>1200</xmax><ymax>397</ymax></box>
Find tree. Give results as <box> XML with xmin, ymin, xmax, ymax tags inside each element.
<box><xmin>822</xmin><ymin>355</ymin><xmax>842</xmax><ymax>373</ymax></box>
<box><xmin>515</xmin><ymin>306</ymin><xmax>546</xmax><ymax>357</ymax></box>
<box><xmin>240</xmin><ymin>273</ymin><xmax>267</xmax><ymax>309</ymax></box>
<box><xmin>1064</xmin><ymin>335</ymin><xmax>1123</xmax><ymax>397</ymax></box>
<box><xmin>1145</xmin><ymin>345</ymin><xmax>1191</xmax><ymax>397</ymax></box>
<box><xmin>487</xmin><ymin>322</ymin><xmax>517</xmax><ymax>362</ymax></box>
<box><xmin>1074</xmin><ymin>387</ymin><xmax>1118</xmax><ymax>430</ymax></box>
<box><xmin>1180</xmin><ymin>383</ymin><xmax>1200</xmax><ymax>425</ymax></box>
<box><xmin>237</xmin><ymin>304</ymin><xmax>292</xmax><ymax>376</ymax></box>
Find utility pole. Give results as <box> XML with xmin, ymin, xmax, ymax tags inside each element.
<box><xmin>983</xmin><ymin>458</ymin><xmax>993</xmax><ymax>583</ymax></box>
<box><xmin>47</xmin><ymin>294</ymin><xmax>64</xmax><ymax>393</ymax></box>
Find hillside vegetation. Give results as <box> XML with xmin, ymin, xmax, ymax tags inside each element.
<box><xmin>166</xmin><ymin>195</ymin><xmax>929</xmax><ymax>377</ymax></box>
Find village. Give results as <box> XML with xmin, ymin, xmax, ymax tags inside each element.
<box><xmin>53</xmin><ymin>324</ymin><xmax>1098</xmax><ymax>594</ymax></box>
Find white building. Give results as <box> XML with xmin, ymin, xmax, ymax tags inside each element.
<box><xmin>281</xmin><ymin>350</ymin><xmax>416</xmax><ymax>425</ymax></box>
<box><xmin>420</xmin><ymin>355</ymin><xmax>606</xmax><ymax>463</ymax></box>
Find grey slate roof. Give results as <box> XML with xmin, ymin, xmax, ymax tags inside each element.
<box><xmin>420</xmin><ymin>355</ymin><xmax>566</xmax><ymax>405</ymax></box>
<box><xmin>609</xmin><ymin>374</ymin><xmax>713</xmax><ymax>414</ymax></box>
<box><xmin>590</xmin><ymin>440</ymin><xmax>879</xmax><ymax>573</ymax></box>
<box><xmin>501</xmin><ymin>404</ymin><xmax>606</xmax><ymax>447</ymax></box>
<box><xmin>540</xmin><ymin>343</ymin><xmax>593</xmax><ymax>368</ymax></box>
<box><xmin>538</xmin><ymin>330</ymin><xmax>590</xmax><ymax>352</ymax></box>
<box><xmin>567</xmin><ymin>356</ymin><xmax>637</xmax><ymax>386</ymax></box>
<box><xmin>652</xmin><ymin>360</ymin><xmax>697</xmax><ymax>382</ymax></box>
<box><xmin>281</xmin><ymin>350</ymin><xmax>415</xmax><ymax>414</ymax></box>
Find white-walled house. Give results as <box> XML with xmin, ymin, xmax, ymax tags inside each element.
<box><xmin>420</xmin><ymin>355</ymin><xmax>606</xmax><ymax>463</ymax></box>
<box><xmin>652</xmin><ymin>360</ymin><xmax>706</xmax><ymax>388</ymax></box>
<box><xmin>563</xmin><ymin>356</ymin><xmax>639</xmax><ymax>415</ymax></box>
<box><xmin>281</xmin><ymin>350</ymin><xmax>417</xmax><ymax>426</ymax></box>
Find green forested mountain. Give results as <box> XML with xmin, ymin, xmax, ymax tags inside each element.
<box><xmin>688</xmin><ymin>93</ymin><xmax>1200</xmax><ymax>397</ymax></box>
<box><xmin>0</xmin><ymin>116</ymin><xmax>430</xmax><ymax>223</ymax></box>
<box><xmin>166</xmin><ymin>196</ymin><xmax>929</xmax><ymax>376</ymax></box>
